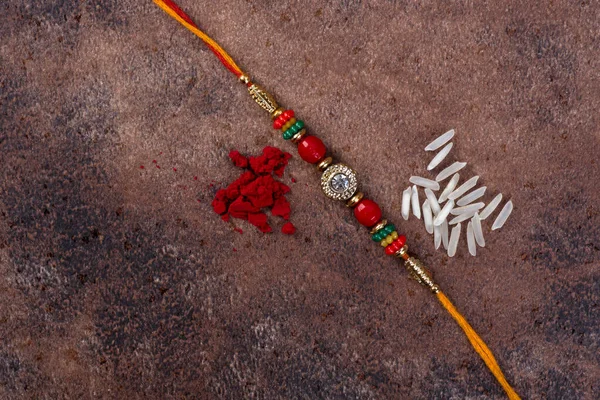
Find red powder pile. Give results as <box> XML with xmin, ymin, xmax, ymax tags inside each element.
<box><xmin>212</xmin><ymin>147</ymin><xmax>296</xmax><ymax>234</ymax></box>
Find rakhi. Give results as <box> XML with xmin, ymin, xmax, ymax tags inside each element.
<box><xmin>153</xmin><ymin>1</ymin><xmax>520</xmax><ymax>398</ymax></box>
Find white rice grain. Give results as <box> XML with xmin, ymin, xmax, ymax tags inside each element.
<box><xmin>434</xmin><ymin>224</ymin><xmax>442</xmax><ymax>249</ymax></box>
<box><xmin>401</xmin><ymin>187</ymin><xmax>412</xmax><ymax>220</ymax></box>
<box><xmin>467</xmin><ymin>221</ymin><xmax>476</xmax><ymax>256</ymax></box>
<box><xmin>480</xmin><ymin>193</ymin><xmax>503</xmax><ymax>220</ymax></box>
<box><xmin>439</xmin><ymin>173</ymin><xmax>460</xmax><ymax>203</ymax></box>
<box><xmin>425</xmin><ymin>129</ymin><xmax>455</xmax><ymax>151</ymax></box>
<box><xmin>409</xmin><ymin>176</ymin><xmax>440</xmax><ymax>191</ymax></box>
<box><xmin>424</xmin><ymin>188</ymin><xmax>441</xmax><ymax>214</ymax></box>
<box><xmin>448</xmin><ymin>223</ymin><xmax>461</xmax><ymax>257</ymax></box>
<box><xmin>448</xmin><ymin>175</ymin><xmax>479</xmax><ymax>200</ymax></box>
<box><xmin>449</xmin><ymin>210</ymin><xmax>478</xmax><ymax>225</ymax></box>
<box><xmin>433</xmin><ymin>199</ymin><xmax>454</xmax><ymax>226</ymax></box>
<box><xmin>450</xmin><ymin>202</ymin><xmax>485</xmax><ymax>215</ymax></box>
<box><xmin>435</xmin><ymin>161</ymin><xmax>467</xmax><ymax>182</ymax></box>
<box><xmin>456</xmin><ymin>186</ymin><xmax>487</xmax><ymax>207</ymax></box>
<box><xmin>423</xmin><ymin>200</ymin><xmax>433</xmax><ymax>234</ymax></box>
<box><xmin>411</xmin><ymin>185</ymin><xmax>421</xmax><ymax>219</ymax></box>
<box><xmin>472</xmin><ymin>213</ymin><xmax>485</xmax><ymax>247</ymax></box>
<box><xmin>492</xmin><ymin>200</ymin><xmax>513</xmax><ymax>230</ymax></box>
<box><xmin>427</xmin><ymin>142</ymin><xmax>453</xmax><ymax>171</ymax></box>
<box><xmin>441</xmin><ymin>220</ymin><xmax>449</xmax><ymax>249</ymax></box>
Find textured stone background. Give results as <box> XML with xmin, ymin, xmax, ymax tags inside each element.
<box><xmin>1</xmin><ymin>0</ymin><xmax>599</xmax><ymax>398</ymax></box>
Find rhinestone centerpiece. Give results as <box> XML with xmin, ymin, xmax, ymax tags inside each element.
<box><xmin>321</xmin><ymin>164</ymin><xmax>358</xmax><ymax>201</ymax></box>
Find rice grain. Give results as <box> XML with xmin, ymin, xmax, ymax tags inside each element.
<box><xmin>411</xmin><ymin>185</ymin><xmax>421</xmax><ymax>219</ymax></box>
<box><xmin>441</xmin><ymin>220</ymin><xmax>449</xmax><ymax>249</ymax></box>
<box><xmin>434</xmin><ymin>224</ymin><xmax>442</xmax><ymax>249</ymax></box>
<box><xmin>472</xmin><ymin>213</ymin><xmax>485</xmax><ymax>247</ymax></box>
<box><xmin>450</xmin><ymin>202</ymin><xmax>485</xmax><ymax>215</ymax></box>
<box><xmin>480</xmin><ymin>193</ymin><xmax>503</xmax><ymax>220</ymax></box>
<box><xmin>448</xmin><ymin>176</ymin><xmax>479</xmax><ymax>200</ymax></box>
<box><xmin>401</xmin><ymin>187</ymin><xmax>412</xmax><ymax>220</ymax></box>
<box><xmin>492</xmin><ymin>200</ymin><xmax>513</xmax><ymax>230</ymax></box>
<box><xmin>456</xmin><ymin>186</ymin><xmax>487</xmax><ymax>206</ymax></box>
<box><xmin>425</xmin><ymin>129</ymin><xmax>455</xmax><ymax>151</ymax></box>
<box><xmin>435</xmin><ymin>161</ymin><xmax>467</xmax><ymax>182</ymax></box>
<box><xmin>423</xmin><ymin>200</ymin><xmax>433</xmax><ymax>234</ymax></box>
<box><xmin>434</xmin><ymin>199</ymin><xmax>454</xmax><ymax>226</ymax></box>
<box><xmin>424</xmin><ymin>188</ymin><xmax>442</xmax><ymax>214</ymax></box>
<box><xmin>427</xmin><ymin>142</ymin><xmax>453</xmax><ymax>171</ymax></box>
<box><xmin>439</xmin><ymin>173</ymin><xmax>460</xmax><ymax>203</ymax></box>
<box><xmin>409</xmin><ymin>176</ymin><xmax>440</xmax><ymax>191</ymax></box>
<box><xmin>448</xmin><ymin>223</ymin><xmax>461</xmax><ymax>257</ymax></box>
<box><xmin>467</xmin><ymin>221</ymin><xmax>476</xmax><ymax>256</ymax></box>
<box><xmin>449</xmin><ymin>210</ymin><xmax>478</xmax><ymax>225</ymax></box>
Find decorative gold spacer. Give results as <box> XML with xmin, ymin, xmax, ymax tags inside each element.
<box><xmin>290</xmin><ymin>129</ymin><xmax>307</xmax><ymax>144</ymax></box>
<box><xmin>239</xmin><ymin>74</ymin><xmax>250</xmax><ymax>85</ymax></box>
<box><xmin>346</xmin><ymin>192</ymin><xmax>364</xmax><ymax>208</ymax></box>
<box><xmin>271</xmin><ymin>107</ymin><xmax>285</xmax><ymax>120</ymax></box>
<box><xmin>248</xmin><ymin>83</ymin><xmax>279</xmax><ymax>114</ymax></box>
<box><xmin>394</xmin><ymin>244</ymin><xmax>408</xmax><ymax>259</ymax></box>
<box><xmin>317</xmin><ymin>157</ymin><xmax>333</xmax><ymax>172</ymax></box>
<box><xmin>404</xmin><ymin>256</ymin><xmax>439</xmax><ymax>293</ymax></box>
<box><xmin>369</xmin><ymin>219</ymin><xmax>388</xmax><ymax>234</ymax></box>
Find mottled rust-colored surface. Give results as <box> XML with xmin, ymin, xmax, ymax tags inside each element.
<box><xmin>1</xmin><ymin>1</ymin><xmax>599</xmax><ymax>399</ymax></box>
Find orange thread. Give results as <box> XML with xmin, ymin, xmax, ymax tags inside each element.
<box><xmin>153</xmin><ymin>0</ymin><xmax>244</xmax><ymax>78</ymax></box>
<box><xmin>436</xmin><ymin>291</ymin><xmax>521</xmax><ymax>400</ymax></box>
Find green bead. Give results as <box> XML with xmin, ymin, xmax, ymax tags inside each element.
<box><xmin>294</xmin><ymin>120</ymin><xmax>305</xmax><ymax>130</ymax></box>
<box><xmin>382</xmin><ymin>224</ymin><xmax>392</xmax><ymax>235</ymax></box>
<box><xmin>387</xmin><ymin>224</ymin><xmax>396</xmax><ymax>234</ymax></box>
<box><xmin>372</xmin><ymin>232</ymin><xmax>381</xmax><ymax>242</ymax></box>
<box><xmin>284</xmin><ymin>125</ymin><xmax>299</xmax><ymax>140</ymax></box>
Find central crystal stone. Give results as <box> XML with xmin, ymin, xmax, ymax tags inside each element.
<box><xmin>330</xmin><ymin>173</ymin><xmax>350</xmax><ymax>192</ymax></box>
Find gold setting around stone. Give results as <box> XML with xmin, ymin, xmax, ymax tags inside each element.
<box><xmin>346</xmin><ymin>192</ymin><xmax>364</xmax><ymax>208</ymax></box>
<box><xmin>320</xmin><ymin>164</ymin><xmax>358</xmax><ymax>201</ymax></box>
<box><xmin>317</xmin><ymin>157</ymin><xmax>333</xmax><ymax>172</ymax></box>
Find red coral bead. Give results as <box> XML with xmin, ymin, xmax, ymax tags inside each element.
<box><xmin>353</xmin><ymin>199</ymin><xmax>382</xmax><ymax>227</ymax></box>
<box><xmin>395</xmin><ymin>235</ymin><xmax>407</xmax><ymax>249</ymax></box>
<box><xmin>385</xmin><ymin>244</ymin><xmax>397</xmax><ymax>255</ymax></box>
<box><xmin>283</xmin><ymin>109</ymin><xmax>295</xmax><ymax>120</ymax></box>
<box><xmin>297</xmin><ymin>135</ymin><xmax>326</xmax><ymax>164</ymax></box>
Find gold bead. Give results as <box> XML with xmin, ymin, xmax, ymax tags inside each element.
<box><xmin>317</xmin><ymin>157</ymin><xmax>333</xmax><ymax>172</ymax></box>
<box><xmin>271</xmin><ymin>107</ymin><xmax>284</xmax><ymax>120</ymax></box>
<box><xmin>239</xmin><ymin>74</ymin><xmax>250</xmax><ymax>84</ymax></box>
<box><xmin>385</xmin><ymin>235</ymin><xmax>394</xmax><ymax>245</ymax></box>
<box><xmin>369</xmin><ymin>219</ymin><xmax>387</xmax><ymax>234</ymax></box>
<box><xmin>346</xmin><ymin>192</ymin><xmax>364</xmax><ymax>208</ymax></box>
<box><xmin>290</xmin><ymin>129</ymin><xmax>307</xmax><ymax>144</ymax></box>
<box><xmin>394</xmin><ymin>245</ymin><xmax>408</xmax><ymax>259</ymax></box>
<box><xmin>391</xmin><ymin>231</ymin><xmax>398</xmax><ymax>240</ymax></box>
<box><xmin>380</xmin><ymin>239</ymin><xmax>388</xmax><ymax>247</ymax></box>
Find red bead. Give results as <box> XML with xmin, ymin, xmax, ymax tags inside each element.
<box><xmin>353</xmin><ymin>199</ymin><xmax>382</xmax><ymax>227</ymax></box>
<box><xmin>384</xmin><ymin>235</ymin><xmax>406</xmax><ymax>255</ymax></box>
<box><xmin>396</xmin><ymin>235</ymin><xmax>406</xmax><ymax>248</ymax></box>
<box><xmin>272</xmin><ymin>109</ymin><xmax>294</xmax><ymax>129</ymax></box>
<box><xmin>297</xmin><ymin>135</ymin><xmax>326</xmax><ymax>164</ymax></box>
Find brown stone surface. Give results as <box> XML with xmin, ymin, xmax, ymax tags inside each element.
<box><xmin>1</xmin><ymin>1</ymin><xmax>599</xmax><ymax>398</ymax></box>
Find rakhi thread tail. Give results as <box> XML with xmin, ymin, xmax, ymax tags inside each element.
<box><xmin>436</xmin><ymin>291</ymin><xmax>521</xmax><ymax>400</ymax></box>
<box><xmin>153</xmin><ymin>0</ymin><xmax>245</xmax><ymax>78</ymax></box>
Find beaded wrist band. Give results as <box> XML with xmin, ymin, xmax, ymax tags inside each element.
<box><xmin>153</xmin><ymin>1</ymin><xmax>520</xmax><ymax>398</ymax></box>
